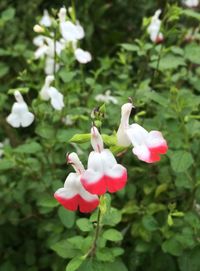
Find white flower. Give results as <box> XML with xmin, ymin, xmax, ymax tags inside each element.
<box><xmin>40</xmin><ymin>75</ymin><xmax>64</xmax><ymax>111</ymax></box>
<box><xmin>95</xmin><ymin>90</ymin><xmax>118</xmax><ymax>104</ymax></box>
<box><xmin>58</xmin><ymin>7</ymin><xmax>85</xmax><ymax>42</ymax></box>
<box><xmin>6</xmin><ymin>91</ymin><xmax>34</xmax><ymax>128</ymax></box>
<box><xmin>183</xmin><ymin>0</ymin><xmax>199</xmax><ymax>7</ymax></box>
<box><xmin>147</xmin><ymin>9</ymin><xmax>164</xmax><ymax>43</ymax></box>
<box><xmin>40</xmin><ymin>10</ymin><xmax>52</xmax><ymax>27</ymax></box>
<box><xmin>74</xmin><ymin>48</ymin><xmax>92</xmax><ymax>64</ymax></box>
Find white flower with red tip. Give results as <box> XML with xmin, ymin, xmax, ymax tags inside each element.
<box><xmin>183</xmin><ymin>0</ymin><xmax>199</xmax><ymax>7</ymax></box>
<box><xmin>58</xmin><ymin>7</ymin><xmax>84</xmax><ymax>42</ymax></box>
<box><xmin>54</xmin><ymin>152</ymin><xmax>99</xmax><ymax>213</ymax></box>
<box><xmin>40</xmin><ymin>10</ymin><xmax>52</xmax><ymax>27</ymax></box>
<box><xmin>117</xmin><ymin>103</ymin><xmax>168</xmax><ymax>163</ymax></box>
<box><xmin>80</xmin><ymin>127</ymin><xmax>127</xmax><ymax>195</ymax></box>
<box><xmin>147</xmin><ymin>9</ymin><xmax>164</xmax><ymax>43</ymax></box>
<box><xmin>6</xmin><ymin>91</ymin><xmax>34</xmax><ymax>128</ymax></box>
<box><xmin>74</xmin><ymin>48</ymin><xmax>92</xmax><ymax>64</ymax></box>
<box><xmin>40</xmin><ymin>75</ymin><xmax>64</xmax><ymax>111</ymax></box>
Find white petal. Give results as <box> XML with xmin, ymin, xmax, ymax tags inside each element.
<box><xmin>6</xmin><ymin>113</ymin><xmax>21</xmax><ymax>128</ymax></box>
<box><xmin>21</xmin><ymin>112</ymin><xmax>34</xmax><ymax>127</ymax></box>
<box><xmin>75</xmin><ymin>48</ymin><xmax>92</xmax><ymax>64</ymax></box>
<box><xmin>34</xmin><ymin>45</ymin><xmax>48</xmax><ymax>59</ymax></box>
<box><xmin>48</xmin><ymin>87</ymin><xmax>64</xmax><ymax>110</ymax></box>
<box><xmin>146</xmin><ymin>131</ymin><xmax>166</xmax><ymax>149</ymax></box>
<box><xmin>33</xmin><ymin>35</ymin><xmax>45</xmax><ymax>47</ymax></box>
<box><xmin>126</xmin><ymin>124</ymin><xmax>148</xmax><ymax>147</ymax></box>
<box><xmin>40</xmin><ymin>10</ymin><xmax>52</xmax><ymax>27</ymax></box>
<box><xmin>132</xmin><ymin>145</ymin><xmax>151</xmax><ymax>162</ymax></box>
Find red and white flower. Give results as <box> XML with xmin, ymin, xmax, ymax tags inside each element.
<box><xmin>147</xmin><ymin>9</ymin><xmax>164</xmax><ymax>43</ymax></box>
<box><xmin>117</xmin><ymin>103</ymin><xmax>168</xmax><ymax>163</ymax></box>
<box><xmin>80</xmin><ymin>127</ymin><xmax>127</xmax><ymax>195</ymax></box>
<box><xmin>54</xmin><ymin>152</ymin><xmax>99</xmax><ymax>213</ymax></box>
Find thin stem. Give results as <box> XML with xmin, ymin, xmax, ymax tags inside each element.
<box><xmin>151</xmin><ymin>43</ymin><xmax>163</xmax><ymax>88</ymax></box>
<box><xmin>86</xmin><ymin>208</ymin><xmax>101</xmax><ymax>257</ymax></box>
<box><xmin>53</xmin><ymin>28</ymin><xmax>57</xmax><ymax>78</ymax></box>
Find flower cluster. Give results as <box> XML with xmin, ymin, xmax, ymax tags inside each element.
<box><xmin>54</xmin><ymin>103</ymin><xmax>168</xmax><ymax>213</ymax></box>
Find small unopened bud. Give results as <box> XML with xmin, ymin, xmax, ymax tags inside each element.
<box><xmin>33</xmin><ymin>24</ymin><xmax>45</xmax><ymax>33</ymax></box>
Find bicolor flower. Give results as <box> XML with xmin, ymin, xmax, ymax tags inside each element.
<box><xmin>117</xmin><ymin>103</ymin><xmax>168</xmax><ymax>163</ymax></box>
<box><xmin>6</xmin><ymin>91</ymin><xmax>34</xmax><ymax>128</ymax></box>
<box><xmin>95</xmin><ymin>90</ymin><xmax>118</xmax><ymax>104</ymax></box>
<box><xmin>183</xmin><ymin>0</ymin><xmax>199</xmax><ymax>7</ymax></box>
<box><xmin>80</xmin><ymin>127</ymin><xmax>127</xmax><ymax>195</ymax></box>
<box><xmin>58</xmin><ymin>7</ymin><xmax>84</xmax><ymax>42</ymax></box>
<box><xmin>74</xmin><ymin>48</ymin><xmax>92</xmax><ymax>64</ymax></box>
<box><xmin>147</xmin><ymin>9</ymin><xmax>164</xmax><ymax>43</ymax></box>
<box><xmin>40</xmin><ymin>75</ymin><xmax>64</xmax><ymax>110</ymax></box>
<box><xmin>40</xmin><ymin>10</ymin><xmax>52</xmax><ymax>27</ymax></box>
<box><xmin>54</xmin><ymin>152</ymin><xmax>99</xmax><ymax>213</ymax></box>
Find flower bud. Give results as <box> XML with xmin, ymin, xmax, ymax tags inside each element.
<box><xmin>33</xmin><ymin>24</ymin><xmax>45</xmax><ymax>33</ymax></box>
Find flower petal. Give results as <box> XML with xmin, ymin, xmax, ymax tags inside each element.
<box><xmin>21</xmin><ymin>112</ymin><xmax>34</xmax><ymax>127</ymax></box>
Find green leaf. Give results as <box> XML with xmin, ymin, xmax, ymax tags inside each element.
<box><xmin>142</xmin><ymin>215</ymin><xmax>158</xmax><ymax>231</ymax></box>
<box><xmin>37</xmin><ymin>194</ymin><xmax>58</xmax><ymax>208</ymax></box>
<box><xmin>35</xmin><ymin>123</ymin><xmax>56</xmax><ymax>139</ymax></box>
<box><xmin>150</xmin><ymin>54</ymin><xmax>185</xmax><ymax>70</ymax></box>
<box><xmin>1</xmin><ymin>7</ymin><xmax>15</xmax><ymax>21</ymax></box>
<box><xmin>0</xmin><ymin>62</ymin><xmax>9</xmax><ymax>78</ymax></box>
<box><xmin>103</xmin><ymin>229</ymin><xmax>123</xmax><ymax>242</ymax></box>
<box><xmin>110</xmin><ymin>145</ymin><xmax>128</xmax><ymax>155</ymax></box>
<box><xmin>121</xmin><ymin>43</ymin><xmax>139</xmax><ymax>52</ymax></box>
<box><xmin>102</xmin><ymin>207</ymin><xmax>122</xmax><ymax>226</ymax></box>
<box><xmin>58</xmin><ymin>206</ymin><xmax>76</xmax><ymax>229</ymax></box>
<box><xmin>76</xmin><ymin>218</ymin><xmax>93</xmax><ymax>232</ymax></box>
<box><xmin>69</xmin><ymin>134</ymin><xmax>91</xmax><ymax>143</ymax></box>
<box><xmin>182</xmin><ymin>9</ymin><xmax>200</xmax><ymax>21</ymax></box>
<box><xmin>170</xmin><ymin>151</ymin><xmax>194</xmax><ymax>173</ymax></box>
<box><xmin>184</xmin><ymin>43</ymin><xmax>200</xmax><ymax>65</ymax></box>
<box><xmin>66</xmin><ymin>257</ymin><xmax>84</xmax><ymax>271</ymax></box>
<box><xmin>51</xmin><ymin>240</ymin><xmax>78</xmax><ymax>259</ymax></box>
<box><xmin>162</xmin><ymin>239</ymin><xmax>183</xmax><ymax>256</ymax></box>
<box><xmin>178</xmin><ymin>248</ymin><xmax>200</xmax><ymax>271</ymax></box>
<box><xmin>14</xmin><ymin>142</ymin><xmax>42</xmax><ymax>154</ymax></box>
<box><xmin>0</xmin><ymin>159</ymin><xmax>15</xmax><ymax>170</ymax></box>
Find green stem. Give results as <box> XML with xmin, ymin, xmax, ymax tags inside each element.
<box><xmin>86</xmin><ymin>208</ymin><xmax>101</xmax><ymax>257</ymax></box>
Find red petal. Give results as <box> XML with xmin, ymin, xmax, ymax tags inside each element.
<box><xmin>78</xmin><ymin>196</ymin><xmax>99</xmax><ymax>213</ymax></box>
<box><xmin>106</xmin><ymin>169</ymin><xmax>127</xmax><ymax>193</ymax></box>
<box><xmin>54</xmin><ymin>193</ymin><xmax>79</xmax><ymax>211</ymax></box>
<box><xmin>81</xmin><ymin>176</ymin><xmax>107</xmax><ymax>195</ymax></box>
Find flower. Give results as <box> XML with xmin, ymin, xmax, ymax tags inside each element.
<box><xmin>183</xmin><ymin>0</ymin><xmax>199</xmax><ymax>7</ymax></box>
<box><xmin>33</xmin><ymin>24</ymin><xmax>45</xmax><ymax>33</ymax></box>
<box><xmin>40</xmin><ymin>10</ymin><xmax>52</xmax><ymax>27</ymax></box>
<box><xmin>117</xmin><ymin>103</ymin><xmax>168</xmax><ymax>163</ymax></box>
<box><xmin>95</xmin><ymin>90</ymin><xmax>118</xmax><ymax>104</ymax></box>
<box><xmin>54</xmin><ymin>152</ymin><xmax>99</xmax><ymax>213</ymax></box>
<box><xmin>44</xmin><ymin>57</ymin><xmax>60</xmax><ymax>75</ymax></box>
<box><xmin>74</xmin><ymin>48</ymin><xmax>92</xmax><ymax>64</ymax></box>
<box><xmin>80</xmin><ymin>126</ymin><xmax>127</xmax><ymax>195</ymax></box>
<box><xmin>40</xmin><ymin>75</ymin><xmax>64</xmax><ymax>110</ymax></box>
<box><xmin>147</xmin><ymin>9</ymin><xmax>164</xmax><ymax>43</ymax></box>
<box><xmin>58</xmin><ymin>7</ymin><xmax>84</xmax><ymax>42</ymax></box>
<box><xmin>6</xmin><ymin>91</ymin><xmax>34</xmax><ymax>128</ymax></box>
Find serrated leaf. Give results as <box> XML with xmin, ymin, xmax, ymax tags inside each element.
<box><xmin>142</xmin><ymin>215</ymin><xmax>158</xmax><ymax>231</ymax></box>
<box><xmin>170</xmin><ymin>151</ymin><xmax>194</xmax><ymax>173</ymax></box>
<box><xmin>103</xmin><ymin>229</ymin><xmax>123</xmax><ymax>241</ymax></box>
<box><xmin>76</xmin><ymin>218</ymin><xmax>93</xmax><ymax>232</ymax></box>
<box><xmin>14</xmin><ymin>142</ymin><xmax>42</xmax><ymax>154</ymax></box>
<box><xmin>51</xmin><ymin>240</ymin><xmax>78</xmax><ymax>259</ymax></box>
